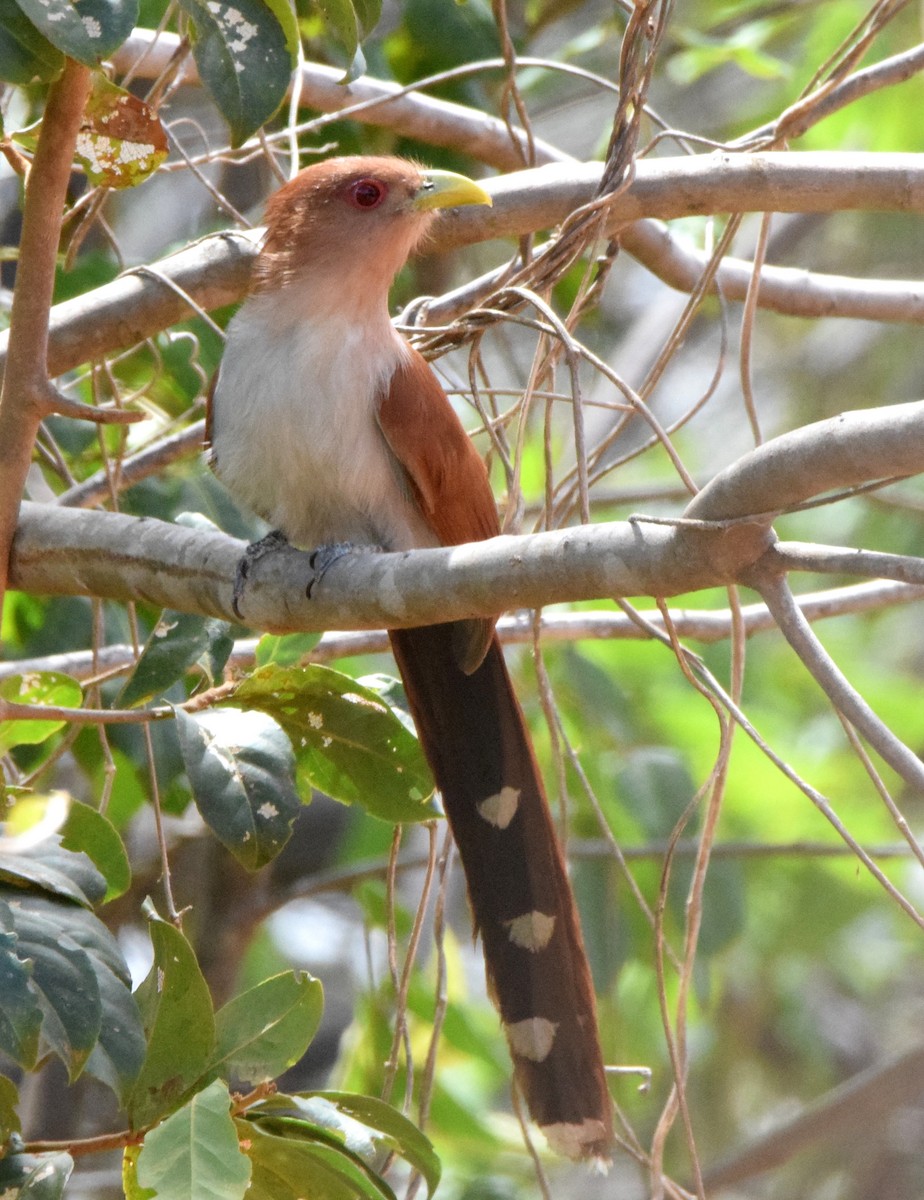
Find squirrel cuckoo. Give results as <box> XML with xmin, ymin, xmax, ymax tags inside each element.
<box><xmin>207</xmin><ymin>156</ymin><xmax>612</xmax><ymax>1160</ymax></box>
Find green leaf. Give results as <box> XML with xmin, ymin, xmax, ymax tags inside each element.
<box><xmin>239</xmin><ymin>1118</ymin><xmax>393</xmax><ymax>1200</ymax></box>
<box><xmin>119</xmin><ymin>611</ymin><xmax>233</xmax><ymax>708</ymax></box>
<box><xmin>12</xmin><ymin>0</ymin><xmax>138</xmax><ymax>65</ymax></box>
<box><xmin>0</xmin><ymin>1073</ymin><xmax>20</xmax><ymax>1143</ymax></box>
<box><xmin>175</xmin><ymin>707</ymin><xmax>301</xmax><ymax>870</ymax></box>
<box><xmin>212</xmin><ymin>971</ymin><xmax>323</xmax><ymax>1082</ymax></box>
<box><xmin>246</xmin><ymin>1092</ymin><xmax>439</xmax><ymax>1199</ymax></box>
<box><xmin>312</xmin><ymin>1092</ymin><xmax>440</xmax><ymax>1198</ymax></box>
<box><xmin>60</xmin><ymin>800</ymin><xmax>131</xmax><ymax>902</ymax></box>
<box><xmin>230</xmin><ymin>665</ymin><xmax>437</xmax><ymax>824</ymax></box>
<box><xmin>136</xmin><ymin>1080</ymin><xmax>251</xmax><ymax>1200</ymax></box>
<box><xmin>351</xmin><ymin>0</ymin><xmax>381</xmax><ymax>37</ymax></box>
<box><xmin>256</xmin><ymin>0</ymin><xmax>300</xmax><ymax>58</ymax></box>
<box><xmin>255</xmin><ymin>632</ymin><xmax>322</xmax><ymax>669</ymax></box>
<box><xmin>1</xmin><ymin>893</ymin><xmax>102</xmax><ymax>1078</ymax></box>
<box><xmin>176</xmin><ymin>0</ymin><xmax>293</xmax><ymax>146</ymax></box>
<box><xmin>74</xmin><ymin>75</ymin><xmax>168</xmax><ymax>189</ymax></box>
<box><xmin>128</xmin><ymin>916</ymin><xmax>216</xmax><ymax>1128</ymax></box>
<box><xmin>123</xmin><ymin>1145</ymin><xmax>156</xmax><ymax>1200</ymax></box>
<box><xmin>0</xmin><ymin>902</ymin><xmax>43</xmax><ymax>1070</ymax></box>
<box><xmin>0</xmin><ymin>890</ymin><xmax>144</xmax><ymax>1096</ymax></box>
<box><xmin>0</xmin><ymin>1150</ymin><xmax>73</xmax><ymax>1200</ymax></box>
<box><xmin>0</xmin><ymin>0</ymin><xmax>64</xmax><ymax>82</ymax></box>
<box><xmin>0</xmin><ymin>672</ymin><xmax>82</xmax><ymax>755</ymax></box>
<box><xmin>0</xmin><ymin>838</ymin><xmax>106</xmax><ymax>907</ymax></box>
<box><xmin>315</xmin><ymin>0</ymin><xmax>359</xmax><ymax>61</ymax></box>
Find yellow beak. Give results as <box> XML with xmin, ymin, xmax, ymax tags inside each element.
<box><xmin>414</xmin><ymin>169</ymin><xmax>493</xmax><ymax>212</ymax></box>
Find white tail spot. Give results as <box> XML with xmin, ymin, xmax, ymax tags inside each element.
<box><xmin>477</xmin><ymin>785</ymin><xmax>520</xmax><ymax>829</ymax></box>
<box><xmin>504</xmin><ymin>910</ymin><xmax>555</xmax><ymax>952</ymax></box>
<box><xmin>505</xmin><ymin>1017</ymin><xmax>558</xmax><ymax>1062</ymax></box>
<box><xmin>541</xmin><ymin>1119</ymin><xmax>612</xmax><ymax>1164</ymax></box>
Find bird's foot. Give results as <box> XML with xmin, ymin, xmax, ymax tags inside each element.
<box><xmin>307</xmin><ymin>542</ymin><xmax>380</xmax><ymax>599</ymax></box>
<box><xmin>232</xmin><ymin>529</ymin><xmax>290</xmax><ymax>619</ymax></box>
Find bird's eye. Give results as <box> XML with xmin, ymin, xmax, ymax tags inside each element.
<box><xmin>349</xmin><ymin>179</ymin><xmax>387</xmax><ymax>209</ymax></box>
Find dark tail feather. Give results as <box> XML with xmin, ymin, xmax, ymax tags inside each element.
<box><xmin>389</xmin><ymin>623</ymin><xmax>613</xmax><ymax>1160</ymax></box>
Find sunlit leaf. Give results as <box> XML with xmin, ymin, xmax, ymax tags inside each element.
<box><xmin>255</xmin><ymin>632</ymin><xmax>322</xmax><ymax>669</ymax></box>
<box><xmin>0</xmin><ymin>672</ymin><xmax>82</xmax><ymax>755</ymax></box>
<box><xmin>136</xmin><ymin>1080</ymin><xmax>251</xmax><ymax>1200</ymax></box>
<box><xmin>246</xmin><ymin>1091</ymin><xmax>439</xmax><ymax>1198</ymax></box>
<box><xmin>229</xmin><ymin>665</ymin><xmax>437</xmax><ymax>823</ymax></box>
<box><xmin>239</xmin><ymin>1118</ymin><xmax>394</xmax><ymax>1200</ymax></box>
<box><xmin>60</xmin><ymin>799</ymin><xmax>131</xmax><ymax>902</ymax></box>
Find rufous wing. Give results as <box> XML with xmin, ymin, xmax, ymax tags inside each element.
<box><xmin>376</xmin><ymin>347</ymin><xmax>501</xmax><ymax>671</ymax></box>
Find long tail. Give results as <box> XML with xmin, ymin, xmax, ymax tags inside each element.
<box><xmin>389</xmin><ymin>623</ymin><xmax>613</xmax><ymax>1160</ymax></box>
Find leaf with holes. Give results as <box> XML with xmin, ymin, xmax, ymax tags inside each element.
<box><xmin>12</xmin><ymin>0</ymin><xmax>138</xmax><ymax>65</ymax></box>
<box><xmin>229</xmin><ymin>665</ymin><xmax>437</xmax><ymax>824</ymax></box>
<box><xmin>75</xmin><ymin>75</ymin><xmax>168</xmax><ymax>188</ymax></box>
<box><xmin>176</xmin><ymin>0</ymin><xmax>293</xmax><ymax>146</ymax></box>
<box><xmin>175</xmin><ymin>707</ymin><xmax>301</xmax><ymax>871</ymax></box>
<box><xmin>136</xmin><ymin>1080</ymin><xmax>251</xmax><ymax>1200</ymax></box>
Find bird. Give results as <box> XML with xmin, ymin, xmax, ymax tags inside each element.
<box><xmin>206</xmin><ymin>155</ymin><xmax>613</xmax><ymax>1161</ymax></box>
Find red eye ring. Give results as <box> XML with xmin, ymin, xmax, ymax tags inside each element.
<box><xmin>349</xmin><ymin>178</ymin><xmax>387</xmax><ymax>209</ymax></box>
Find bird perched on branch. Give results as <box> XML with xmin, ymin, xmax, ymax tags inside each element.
<box><xmin>207</xmin><ymin>156</ymin><xmax>612</xmax><ymax>1160</ymax></box>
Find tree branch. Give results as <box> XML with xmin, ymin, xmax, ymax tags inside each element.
<box><xmin>701</xmin><ymin>1046</ymin><xmax>924</xmax><ymax>1193</ymax></box>
<box><xmin>112</xmin><ymin>30</ymin><xmax>570</xmax><ymax>172</ymax></box>
<box><xmin>685</xmin><ymin>400</ymin><xmax>924</xmax><ymax>522</ymax></box>
<box><xmin>8</xmin><ymin>501</ymin><xmax>773</xmax><ymax>630</ymax></box>
<box><xmin>7</xmin><ymin>151</ymin><xmax>924</xmax><ymax>397</ymax></box>
<box><xmin>2</xmin><ymin>579</ymin><xmax>920</xmax><ymax>681</ymax></box>
<box><xmin>0</xmin><ymin>60</ymin><xmax>92</xmax><ymax>618</ymax></box>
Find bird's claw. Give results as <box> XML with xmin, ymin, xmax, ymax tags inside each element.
<box><xmin>232</xmin><ymin>529</ymin><xmax>290</xmax><ymax>619</ymax></box>
<box><xmin>307</xmin><ymin>541</ymin><xmax>379</xmax><ymax>599</ymax></box>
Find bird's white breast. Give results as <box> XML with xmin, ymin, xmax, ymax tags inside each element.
<box><xmin>210</xmin><ymin>290</ymin><xmax>436</xmax><ymax>551</ymax></box>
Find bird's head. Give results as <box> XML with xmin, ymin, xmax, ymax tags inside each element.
<box><xmin>254</xmin><ymin>156</ymin><xmax>492</xmax><ymax>306</ymax></box>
